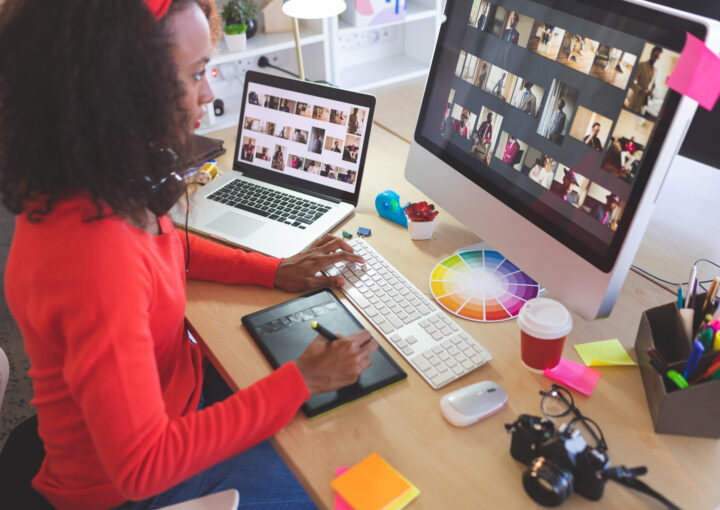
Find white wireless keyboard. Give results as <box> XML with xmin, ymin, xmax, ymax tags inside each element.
<box><xmin>324</xmin><ymin>237</ymin><xmax>492</xmax><ymax>389</ymax></box>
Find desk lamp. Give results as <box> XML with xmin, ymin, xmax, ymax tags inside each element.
<box><xmin>281</xmin><ymin>0</ymin><xmax>346</xmax><ymax>81</ymax></box>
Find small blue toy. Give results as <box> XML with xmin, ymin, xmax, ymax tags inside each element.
<box><xmin>375</xmin><ymin>190</ymin><xmax>409</xmax><ymax>228</ymax></box>
<box><xmin>357</xmin><ymin>227</ymin><xmax>372</xmax><ymax>237</ymax></box>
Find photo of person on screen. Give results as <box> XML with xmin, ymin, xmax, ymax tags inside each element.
<box><xmin>583</xmin><ymin>123</ymin><xmax>603</xmax><ymax>151</ymax></box>
<box><xmin>474</xmin><ymin>112</ymin><xmax>493</xmax><ymax>155</ymax></box>
<box><xmin>511</xmin><ymin>80</ymin><xmax>540</xmax><ymax>116</ymax></box>
<box><xmin>343</xmin><ymin>134</ymin><xmax>361</xmax><ymax>163</ymax></box>
<box><xmin>527</xmin><ymin>153</ymin><xmax>556</xmax><ymax>189</ymax></box>
<box><xmin>502</xmin><ymin>12</ymin><xmax>520</xmax><ymax>44</ymax></box>
<box><xmin>589</xmin><ymin>191</ymin><xmax>621</xmax><ymax>229</ymax></box>
<box><xmin>271</xmin><ymin>145</ymin><xmax>285</xmax><ymax>170</ymax></box>
<box><xmin>452</xmin><ymin>109</ymin><xmax>470</xmax><ymax>138</ymax></box>
<box><xmin>602</xmin><ymin>110</ymin><xmax>653</xmax><ymax>182</ymax></box>
<box><xmin>293</xmin><ymin>128</ymin><xmax>308</xmax><ymax>144</ymax></box>
<box><xmin>538</xmin><ymin>80</ymin><xmax>579</xmax><ymax>145</ymax></box>
<box><xmin>502</xmin><ymin>135</ymin><xmax>520</xmax><ymax>164</ymax></box>
<box><xmin>568</xmin><ymin>106</ymin><xmax>612</xmax><ymax>151</ymax></box>
<box><xmin>551</xmin><ymin>168</ymin><xmax>589</xmax><ymax>208</ymax></box>
<box><xmin>256</xmin><ymin>146</ymin><xmax>270</xmax><ymax>161</ymax></box>
<box><xmin>289</xmin><ymin>154</ymin><xmax>303</xmax><ymax>169</ymax></box>
<box><xmin>348</xmin><ymin>107</ymin><xmax>366</xmax><ymax>135</ymax></box>
<box><xmin>624</xmin><ymin>43</ymin><xmax>679</xmax><ymax>121</ymax></box>
<box><xmin>241</xmin><ymin>136</ymin><xmax>255</xmax><ymax>162</ymax></box>
<box><xmin>308</xmin><ymin>127</ymin><xmax>325</xmax><ymax>154</ymax></box>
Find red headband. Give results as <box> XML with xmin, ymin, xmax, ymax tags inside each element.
<box><xmin>144</xmin><ymin>0</ymin><xmax>172</xmax><ymax>20</ymax></box>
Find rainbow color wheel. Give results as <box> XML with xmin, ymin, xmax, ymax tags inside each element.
<box><xmin>429</xmin><ymin>250</ymin><xmax>539</xmax><ymax>322</ymax></box>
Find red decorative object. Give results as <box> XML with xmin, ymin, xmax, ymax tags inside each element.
<box><xmin>404</xmin><ymin>201</ymin><xmax>438</xmax><ymax>222</ymax></box>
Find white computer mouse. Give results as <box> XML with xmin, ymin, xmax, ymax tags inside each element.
<box><xmin>440</xmin><ymin>381</ymin><xmax>508</xmax><ymax>427</ymax></box>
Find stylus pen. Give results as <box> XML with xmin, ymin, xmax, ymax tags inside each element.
<box><xmin>310</xmin><ymin>321</ymin><xmax>338</xmax><ymax>341</ymax></box>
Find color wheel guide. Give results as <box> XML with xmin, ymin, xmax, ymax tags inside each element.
<box><xmin>429</xmin><ymin>250</ymin><xmax>540</xmax><ymax>322</ymax></box>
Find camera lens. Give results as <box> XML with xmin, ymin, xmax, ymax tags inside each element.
<box><xmin>522</xmin><ymin>457</ymin><xmax>574</xmax><ymax>507</ymax></box>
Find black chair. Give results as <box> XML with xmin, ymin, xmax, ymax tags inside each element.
<box><xmin>0</xmin><ymin>414</ymin><xmax>54</xmax><ymax>509</ymax></box>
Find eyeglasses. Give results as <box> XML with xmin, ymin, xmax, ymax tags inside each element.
<box><xmin>539</xmin><ymin>384</ymin><xmax>608</xmax><ymax>451</ymax></box>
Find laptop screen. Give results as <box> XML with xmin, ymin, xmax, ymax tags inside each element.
<box><xmin>414</xmin><ymin>0</ymin><xmax>706</xmax><ymax>271</ymax></box>
<box><xmin>235</xmin><ymin>73</ymin><xmax>374</xmax><ymax>200</ymax></box>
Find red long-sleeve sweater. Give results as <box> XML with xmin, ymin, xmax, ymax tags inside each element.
<box><xmin>4</xmin><ymin>196</ymin><xmax>310</xmax><ymax>509</ymax></box>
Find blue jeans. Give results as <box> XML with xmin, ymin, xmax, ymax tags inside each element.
<box><xmin>114</xmin><ymin>363</ymin><xmax>316</xmax><ymax>509</ymax></box>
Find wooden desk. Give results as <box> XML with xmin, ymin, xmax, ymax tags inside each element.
<box><xmin>188</xmin><ymin>125</ymin><xmax>720</xmax><ymax>508</ymax></box>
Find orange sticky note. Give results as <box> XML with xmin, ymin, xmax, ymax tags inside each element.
<box><xmin>331</xmin><ymin>453</ymin><xmax>413</xmax><ymax>510</ymax></box>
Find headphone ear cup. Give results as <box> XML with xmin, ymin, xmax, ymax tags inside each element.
<box><xmin>146</xmin><ymin>172</ymin><xmax>185</xmax><ymax>216</ymax></box>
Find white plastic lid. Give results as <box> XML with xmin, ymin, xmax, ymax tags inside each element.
<box><xmin>517</xmin><ymin>298</ymin><xmax>573</xmax><ymax>340</ymax></box>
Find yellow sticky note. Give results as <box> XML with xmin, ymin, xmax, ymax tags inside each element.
<box><xmin>575</xmin><ymin>339</ymin><xmax>637</xmax><ymax>367</ymax></box>
<box><xmin>331</xmin><ymin>453</ymin><xmax>418</xmax><ymax>510</ymax></box>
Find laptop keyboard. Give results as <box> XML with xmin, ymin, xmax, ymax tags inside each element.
<box><xmin>206</xmin><ymin>179</ymin><xmax>331</xmax><ymax>229</ymax></box>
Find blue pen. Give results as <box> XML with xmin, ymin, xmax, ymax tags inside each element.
<box><xmin>683</xmin><ymin>339</ymin><xmax>705</xmax><ymax>380</ymax></box>
<box><xmin>677</xmin><ymin>285</ymin><xmax>683</xmax><ymax>308</ymax></box>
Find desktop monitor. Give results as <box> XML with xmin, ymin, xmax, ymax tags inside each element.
<box><xmin>405</xmin><ymin>0</ymin><xmax>720</xmax><ymax>319</ymax></box>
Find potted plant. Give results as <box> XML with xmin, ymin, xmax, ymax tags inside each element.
<box><xmin>404</xmin><ymin>201</ymin><xmax>438</xmax><ymax>240</ymax></box>
<box><xmin>222</xmin><ymin>0</ymin><xmax>259</xmax><ymax>40</ymax></box>
<box><xmin>223</xmin><ymin>22</ymin><xmax>247</xmax><ymax>52</ymax></box>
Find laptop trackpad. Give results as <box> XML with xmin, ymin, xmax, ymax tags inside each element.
<box><xmin>206</xmin><ymin>212</ymin><xmax>264</xmax><ymax>240</ymax></box>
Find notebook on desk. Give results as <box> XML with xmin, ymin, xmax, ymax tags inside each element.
<box><xmin>170</xmin><ymin>71</ymin><xmax>375</xmax><ymax>258</ymax></box>
<box><xmin>242</xmin><ymin>289</ymin><xmax>407</xmax><ymax>417</ymax></box>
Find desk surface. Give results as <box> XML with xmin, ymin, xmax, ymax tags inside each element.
<box><xmin>188</xmin><ymin>115</ymin><xmax>720</xmax><ymax>508</ymax></box>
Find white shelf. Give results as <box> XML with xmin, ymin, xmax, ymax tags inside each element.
<box><xmin>196</xmin><ymin>0</ymin><xmax>441</xmax><ymax>132</ymax></box>
<box><xmin>211</xmin><ymin>28</ymin><xmax>324</xmax><ymax>65</ymax></box>
<box><xmin>197</xmin><ymin>94</ymin><xmax>242</xmax><ymax>134</ymax></box>
<box><xmin>338</xmin><ymin>4</ymin><xmax>437</xmax><ymax>34</ymax></box>
<box><xmin>337</xmin><ymin>54</ymin><xmax>430</xmax><ymax>91</ymax></box>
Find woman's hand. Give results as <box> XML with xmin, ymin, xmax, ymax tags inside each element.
<box><xmin>273</xmin><ymin>235</ymin><xmax>364</xmax><ymax>292</ymax></box>
<box><xmin>295</xmin><ymin>330</ymin><xmax>378</xmax><ymax>395</ymax></box>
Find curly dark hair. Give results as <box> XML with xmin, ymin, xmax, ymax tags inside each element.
<box><xmin>0</xmin><ymin>0</ymin><xmax>214</xmax><ymax>222</ymax></box>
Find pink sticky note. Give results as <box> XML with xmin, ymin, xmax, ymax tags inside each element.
<box><xmin>667</xmin><ymin>33</ymin><xmax>720</xmax><ymax>111</ymax></box>
<box><xmin>543</xmin><ymin>358</ymin><xmax>601</xmax><ymax>396</ymax></box>
<box><xmin>334</xmin><ymin>467</ymin><xmax>352</xmax><ymax>510</ymax></box>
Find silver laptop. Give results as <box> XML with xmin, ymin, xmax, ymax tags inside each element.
<box><xmin>171</xmin><ymin>71</ymin><xmax>375</xmax><ymax>258</ymax></box>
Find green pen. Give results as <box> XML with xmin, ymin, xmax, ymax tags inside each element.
<box><xmin>699</xmin><ymin>328</ymin><xmax>714</xmax><ymax>350</ymax></box>
<box><xmin>666</xmin><ymin>370</ymin><xmax>689</xmax><ymax>389</ymax></box>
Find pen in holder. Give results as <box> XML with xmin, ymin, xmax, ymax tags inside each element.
<box><xmin>634</xmin><ymin>293</ymin><xmax>720</xmax><ymax>438</ymax></box>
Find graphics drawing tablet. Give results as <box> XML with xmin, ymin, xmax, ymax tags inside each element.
<box><xmin>241</xmin><ymin>289</ymin><xmax>407</xmax><ymax>417</ymax></box>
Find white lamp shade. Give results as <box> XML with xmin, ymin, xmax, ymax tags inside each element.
<box><xmin>281</xmin><ymin>0</ymin><xmax>347</xmax><ymax>19</ymax></box>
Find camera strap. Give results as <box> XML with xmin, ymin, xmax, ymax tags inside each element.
<box><xmin>604</xmin><ymin>466</ymin><xmax>680</xmax><ymax>510</ymax></box>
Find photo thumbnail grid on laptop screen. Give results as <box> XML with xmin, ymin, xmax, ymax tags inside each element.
<box><xmin>420</xmin><ymin>0</ymin><xmax>685</xmax><ymax>265</ymax></box>
<box><xmin>238</xmin><ymin>82</ymin><xmax>370</xmax><ymax>195</ymax></box>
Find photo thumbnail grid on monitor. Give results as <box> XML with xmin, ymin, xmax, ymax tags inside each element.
<box><xmin>434</xmin><ymin>0</ymin><xmax>682</xmax><ymax>256</ymax></box>
<box><xmin>240</xmin><ymin>83</ymin><xmax>370</xmax><ymax>193</ymax></box>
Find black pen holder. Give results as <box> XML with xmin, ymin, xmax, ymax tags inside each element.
<box><xmin>634</xmin><ymin>295</ymin><xmax>720</xmax><ymax>438</ymax></box>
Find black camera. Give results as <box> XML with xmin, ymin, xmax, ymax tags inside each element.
<box><xmin>505</xmin><ymin>414</ymin><xmax>610</xmax><ymax>506</ymax></box>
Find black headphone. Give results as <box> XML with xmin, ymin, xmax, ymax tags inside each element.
<box><xmin>144</xmin><ymin>147</ymin><xmax>187</xmax><ymax>217</ymax></box>
<box><xmin>144</xmin><ymin>171</ymin><xmax>185</xmax><ymax>216</ymax></box>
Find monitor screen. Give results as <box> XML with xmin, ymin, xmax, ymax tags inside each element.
<box><xmin>415</xmin><ymin>0</ymin><xmax>705</xmax><ymax>272</ymax></box>
<box><xmin>237</xmin><ymin>80</ymin><xmax>371</xmax><ymax>194</ymax></box>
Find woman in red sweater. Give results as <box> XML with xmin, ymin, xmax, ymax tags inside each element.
<box><xmin>0</xmin><ymin>1</ymin><xmax>377</xmax><ymax>508</ymax></box>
